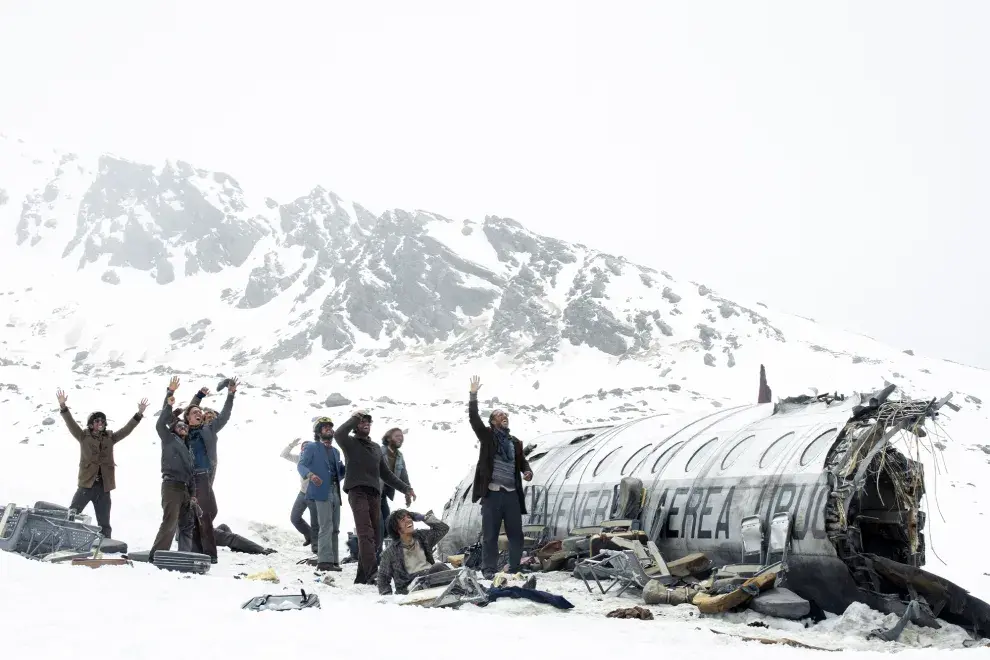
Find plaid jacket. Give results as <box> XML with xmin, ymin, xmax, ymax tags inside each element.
<box><xmin>377</xmin><ymin>513</ymin><xmax>449</xmax><ymax>595</ymax></box>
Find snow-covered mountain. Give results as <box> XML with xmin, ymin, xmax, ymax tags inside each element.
<box><xmin>3</xmin><ymin>131</ymin><xmax>990</xmax><ymax>652</ymax></box>
<box><xmin>2</xmin><ymin>131</ymin><xmax>986</xmax><ymax>409</ymax></box>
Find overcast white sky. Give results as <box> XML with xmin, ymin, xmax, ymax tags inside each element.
<box><xmin>1</xmin><ymin>1</ymin><xmax>986</xmax><ymax>368</ymax></box>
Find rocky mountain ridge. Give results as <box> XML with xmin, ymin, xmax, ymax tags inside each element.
<box><xmin>0</xmin><ymin>134</ymin><xmax>792</xmax><ymax>375</ymax></box>
<box><xmin>0</xmin><ymin>132</ymin><xmax>981</xmax><ymax>410</ymax></box>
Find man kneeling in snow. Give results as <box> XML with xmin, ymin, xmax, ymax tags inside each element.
<box><xmin>377</xmin><ymin>509</ymin><xmax>450</xmax><ymax>595</ymax></box>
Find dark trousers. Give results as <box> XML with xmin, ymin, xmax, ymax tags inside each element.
<box><xmin>214</xmin><ymin>524</ymin><xmax>267</xmax><ymax>554</ymax></box>
<box><xmin>208</xmin><ymin>466</ymin><xmax>218</xmax><ymax>521</ymax></box>
<box><xmin>151</xmin><ymin>481</ymin><xmax>191</xmax><ymax>558</ymax></box>
<box><xmin>69</xmin><ymin>479</ymin><xmax>112</xmax><ymax>539</ymax></box>
<box><xmin>347</xmin><ymin>486</ymin><xmax>382</xmax><ymax>584</ymax></box>
<box><xmin>178</xmin><ymin>472</ymin><xmax>218</xmax><ymax>559</ymax></box>
<box><xmin>377</xmin><ymin>495</ymin><xmax>391</xmax><ymax>559</ymax></box>
<box><xmin>290</xmin><ymin>491</ymin><xmax>320</xmax><ymax>549</ymax></box>
<box><xmin>481</xmin><ymin>488</ymin><xmax>523</xmax><ymax>573</ymax></box>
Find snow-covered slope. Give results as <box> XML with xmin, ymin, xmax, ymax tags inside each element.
<box><xmin>2</xmin><ymin>131</ymin><xmax>990</xmax><ymax>654</ymax></box>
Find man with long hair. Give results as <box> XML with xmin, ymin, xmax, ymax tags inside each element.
<box><xmin>378</xmin><ymin>427</ymin><xmax>412</xmax><ymax>557</ymax></box>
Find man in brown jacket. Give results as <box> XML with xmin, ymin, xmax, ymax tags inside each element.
<box><xmin>56</xmin><ymin>388</ymin><xmax>148</xmax><ymax>539</ymax></box>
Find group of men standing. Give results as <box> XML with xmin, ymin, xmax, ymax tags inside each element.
<box><xmin>55</xmin><ymin>375</ymin><xmax>236</xmax><ymax>563</ymax></box>
<box><xmin>284</xmin><ymin>374</ymin><xmax>535</xmax><ymax>588</ymax></box>
<box><xmin>150</xmin><ymin>376</ymin><xmax>236</xmax><ymax>561</ymax></box>
<box><xmin>56</xmin><ymin>372</ymin><xmax>536</xmax><ymax>589</ymax></box>
<box><xmin>290</xmin><ymin>410</ymin><xmax>417</xmax><ymax>583</ymax></box>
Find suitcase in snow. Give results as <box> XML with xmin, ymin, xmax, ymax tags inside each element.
<box><xmin>151</xmin><ymin>550</ymin><xmax>212</xmax><ymax>574</ymax></box>
<box><xmin>242</xmin><ymin>590</ymin><xmax>321</xmax><ymax>612</ymax></box>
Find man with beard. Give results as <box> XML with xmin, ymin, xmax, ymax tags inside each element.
<box><xmin>467</xmin><ymin>375</ymin><xmax>533</xmax><ymax>579</ymax></box>
<box><xmin>334</xmin><ymin>410</ymin><xmax>415</xmax><ymax>584</ymax></box>
<box><xmin>55</xmin><ymin>388</ymin><xmax>148</xmax><ymax>540</ymax></box>
<box><xmin>297</xmin><ymin>417</ymin><xmax>346</xmax><ymax>571</ymax></box>
<box><xmin>378</xmin><ymin>427</ymin><xmax>412</xmax><ymax>557</ymax></box>
<box><xmin>150</xmin><ymin>376</ymin><xmax>197</xmax><ymax>561</ymax></box>
<box><xmin>184</xmin><ymin>380</ymin><xmax>235</xmax><ymax>489</ymax></box>
<box><xmin>177</xmin><ymin>378</ymin><xmax>237</xmax><ymax>561</ymax></box>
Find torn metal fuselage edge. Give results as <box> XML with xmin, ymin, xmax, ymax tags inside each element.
<box><xmin>820</xmin><ymin>387</ymin><xmax>990</xmax><ymax>637</ymax></box>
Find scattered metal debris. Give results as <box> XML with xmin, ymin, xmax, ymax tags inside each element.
<box><xmin>398</xmin><ymin>568</ymin><xmax>488</xmax><ymax>609</ymax></box>
<box><xmin>0</xmin><ymin>501</ymin><xmax>103</xmax><ymax>558</ymax></box>
<box><xmin>708</xmin><ymin>628</ymin><xmax>838</xmax><ymax>651</ymax></box>
<box><xmin>242</xmin><ymin>590</ymin><xmax>320</xmax><ymax>612</ymax></box>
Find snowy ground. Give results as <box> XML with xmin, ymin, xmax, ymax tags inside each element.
<box><xmin>0</xmin><ymin>538</ymin><xmax>980</xmax><ymax>658</ymax></box>
<box><xmin>3</xmin><ymin>364</ymin><xmax>990</xmax><ymax>657</ymax></box>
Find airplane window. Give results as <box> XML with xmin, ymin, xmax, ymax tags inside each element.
<box><xmin>800</xmin><ymin>428</ymin><xmax>838</xmax><ymax>467</ymax></box>
<box><xmin>621</xmin><ymin>444</ymin><xmax>652</xmax><ymax>475</ymax></box>
<box><xmin>759</xmin><ymin>431</ymin><xmax>796</xmax><ymax>468</ymax></box>
<box><xmin>569</xmin><ymin>433</ymin><xmax>596</xmax><ymax>445</ymax></box>
<box><xmin>685</xmin><ymin>437</ymin><xmax>719</xmax><ymax>472</ymax></box>
<box><xmin>651</xmin><ymin>441</ymin><xmax>684</xmax><ymax>474</ymax></box>
<box><xmin>528</xmin><ymin>451</ymin><xmax>548</xmax><ymax>463</ymax></box>
<box><xmin>593</xmin><ymin>446</ymin><xmax>623</xmax><ymax>477</ymax></box>
<box><xmin>721</xmin><ymin>435</ymin><xmax>756</xmax><ymax>470</ymax></box>
<box><xmin>565</xmin><ymin>449</ymin><xmax>596</xmax><ymax>479</ymax></box>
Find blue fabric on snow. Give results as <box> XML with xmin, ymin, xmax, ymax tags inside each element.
<box><xmin>483</xmin><ymin>586</ymin><xmax>574</xmax><ymax>609</ymax></box>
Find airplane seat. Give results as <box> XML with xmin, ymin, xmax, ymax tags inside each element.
<box><xmin>496</xmin><ymin>521</ymin><xmax>549</xmax><ymax>552</ymax></box>
<box><xmin>610</xmin><ymin>477</ymin><xmax>644</xmax><ymax>522</ymax></box>
<box><xmin>766</xmin><ymin>512</ymin><xmax>793</xmax><ymax>569</ymax></box>
<box><xmin>715</xmin><ymin>515</ymin><xmax>766</xmax><ymax>579</ymax></box>
<box><xmin>716</xmin><ymin>513</ymin><xmax>793</xmax><ymax>581</ymax></box>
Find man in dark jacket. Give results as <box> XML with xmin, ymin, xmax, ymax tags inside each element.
<box><xmin>334</xmin><ymin>410</ymin><xmax>416</xmax><ymax>585</ymax></box>
<box><xmin>298</xmin><ymin>417</ymin><xmax>346</xmax><ymax>572</ymax></box>
<box><xmin>378</xmin><ymin>427</ymin><xmax>412</xmax><ymax>557</ymax></box>
<box><xmin>467</xmin><ymin>375</ymin><xmax>532</xmax><ymax>578</ymax></box>
<box><xmin>377</xmin><ymin>509</ymin><xmax>450</xmax><ymax>595</ymax></box>
<box><xmin>183</xmin><ymin>381</ymin><xmax>235</xmax><ymax>503</ymax></box>
<box><xmin>175</xmin><ymin>380</ymin><xmax>236</xmax><ymax>557</ymax></box>
<box><xmin>55</xmin><ymin>388</ymin><xmax>148</xmax><ymax>539</ymax></box>
<box><xmin>150</xmin><ymin>376</ymin><xmax>198</xmax><ymax>562</ymax></box>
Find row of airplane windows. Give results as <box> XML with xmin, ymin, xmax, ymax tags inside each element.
<box><xmin>530</xmin><ymin>427</ymin><xmax>839</xmax><ymax>481</ymax></box>
<box><xmin>456</xmin><ymin>427</ymin><xmax>839</xmax><ymax>504</ymax></box>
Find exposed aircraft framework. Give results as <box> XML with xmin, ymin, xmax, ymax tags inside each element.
<box><xmin>440</xmin><ymin>380</ymin><xmax>990</xmax><ymax>637</ymax></box>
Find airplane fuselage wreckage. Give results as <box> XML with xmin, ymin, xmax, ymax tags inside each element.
<box><xmin>440</xmin><ymin>373</ymin><xmax>990</xmax><ymax>638</ymax></box>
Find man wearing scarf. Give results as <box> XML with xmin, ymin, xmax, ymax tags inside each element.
<box><xmin>466</xmin><ymin>375</ymin><xmax>533</xmax><ymax>579</ymax></box>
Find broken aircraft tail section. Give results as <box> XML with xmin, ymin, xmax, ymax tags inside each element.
<box><xmin>758</xmin><ymin>364</ymin><xmax>772</xmax><ymax>404</ymax></box>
